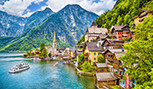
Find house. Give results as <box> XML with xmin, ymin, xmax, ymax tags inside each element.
<box><xmin>95</xmin><ymin>72</ymin><xmax>118</xmax><ymax>88</ymax></box>
<box><xmin>75</xmin><ymin>49</ymin><xmax>83</xmax><ymax>67</ymax></box>
<box><xmin>57</xmin><ymin>48</ymin><xmax>65</xmax><ymax>57</ymax></box>
<box><xmin>34</xmin><ymin>50</ymin><xmax>39</xmax><ymax>56</ymax></box>
<box><xmin>96</xmin><ymin>63</ymin><xmax>108</xmax><ymax>73</ymax></box>
<box><xmin>62</xmin><ymin>48</ymin><xmax>70</xmax><ymax>60</ymax></box>
<box><xmin>96</xmin><ymin>34</ymin><xmax>110</xmax><ymax>41</ymax></box>
<box><xmin>69</xmin><ymin>48</ymin><xmax>76</xmax><ymax>58</ymax></box>
<box><xmin>102</xmin><ymin>49</ymin><xmax>125</xmax><ymax>79</ymax></box>
<box><xmin>83</xmin><ymin>42</ymin><xmax>104</xmax><ymax>65</ymax></box>
<box><xmin>110</xmin><ymin>26</ymin><xmax>131</xmax><ymax>39</ymax></box>
<box><xmin>75</xmin><ymin>42</ymin><xmax>85</xmax><ymax>49</ymax></box>
<box><xmin>85</xmin><ymin>21</ymin><xmax>108</xmax><ymax>42</ymax></box>
<box><xmin>102</xmin><ymin>39</ymin><xmax>124</xmax><ymax>49</ymax></box>
<box><xmin>134</xmin><ymin>10</ymin><xmax>153</xmax><ymax>26</ymax></box>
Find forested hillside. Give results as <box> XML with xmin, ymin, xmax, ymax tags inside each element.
<box><xmin>95</xmin><ymin>0</ymin><xmax>152</xmax><ymax>31</ymax></box>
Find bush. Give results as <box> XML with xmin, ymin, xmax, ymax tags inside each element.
<box><xmin>48</xmin><ymin>53</ymin><xmax>51</xmax><ymax>57</ymax></box>
<box><xmin>81</xmin><ymin>61</ymin><xmax>96</xmax><ymax>72</ymax></box>
<box><xmin>97</xmin><ymin>54</ymin><xmax>105</xmax><ymax>63</ymax></box>
<box><xmin>78</xmin><ymin>53</ymin><xmax>84</xmax><ymax>64</ymax></box>
<box><xmin>26</xmin><ymin>51</ymin><xmax>33</xmax><ymax>56</ymax></box>
<box><xmin>72</xmin><ymin>58</ymin><xmax>77</xmax><ymax>62</ymax></box>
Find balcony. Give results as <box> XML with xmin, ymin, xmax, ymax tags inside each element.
<box><xmin>114</xmin><ymin>72</ymin><xmax>123</xmax><ymax>79</ymax></box>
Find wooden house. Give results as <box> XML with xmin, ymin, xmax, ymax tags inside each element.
<box><xmin>110</xmin><ymin>26</ymin><xmax>131</xmax><ymax>39</ymax></box>
<box><xmin>85</xmin><ymin>21</ymin><xmax>108</xmax><ymax>42</ymax></box>
<box><xmin>102</xmin><ymin>39</ymin><xmax>124</xmax><ymax>49</ymax></box>
<box><xmin>96</xmin><ymin>63</ymin><xmax>108</xmax><ymax>73</ymax></box>
<box><xmin>95</xmin><ymin>72</ymin><xmax>118</xmax><ymax>88</ymax></box>
<box><xmin>134</xmin><ymin>10</ymin><xmax>153</xmax><ymax>26</ymax></box>
<box><xmin>96</xmin><ymin>34</ymin><xmax>110</xmax><ymax>41</ymax></box>
<box><xmin>102</xmin><ymin>49</ymin><xmax>125</xmax><ymax>79</ymax></box>
<box><xmin>83</xmin><ymin>42</ymin><xmax>104</xmax><ymax>65</ymax></box>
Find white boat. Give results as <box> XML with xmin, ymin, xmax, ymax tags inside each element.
<box><xmin>9</xmin><ymin>63</ymin><xmax>30</xmax><ymax>73</ymax></box>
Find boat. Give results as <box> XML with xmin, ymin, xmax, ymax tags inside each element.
<box><xmin>9</xmin><ymin>63</ymin><xmax>30</xmax><ymax>73</ymax></box>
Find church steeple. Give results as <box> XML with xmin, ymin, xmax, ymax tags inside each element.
<box><xmin>53</xmin><ymin>31</ymin><xmax>57</xmax><ymax>56</ymax></box>
<box><xmin>53</xmin><ymin>31</ymin><xmax>56</xmax><ymax>43</ymax></box>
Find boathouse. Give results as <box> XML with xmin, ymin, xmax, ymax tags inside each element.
<box><xmin>95</xmin><ymin>72</ymin><xmax>118</xmax><ymax>88</ymax></box>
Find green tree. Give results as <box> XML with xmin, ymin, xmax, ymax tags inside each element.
<box><xmin>77</xmin><ymin>35</ymin><xmax>85</xmax><ymax>45</ymax></box>
<box><xmin>48</xmin><ymin>53</ymin><xmax>51</xmax><ymax>57</ymax></box>
<box><xmin>120</xmin><ymin>17</ymin><xmax>153</xmax><ymax>88</ymax></box>
<box><xmin>78</xmin><ymin>53</ymin><xmax>84</xmax><ymax>64</ymax></box>
<box><xmin>26</xmin><ymin>51</ymin><xmax>33</xmax><ymax>56</ymax></box>
<box><xmin>81</xmin><ymin>61</ymin><xmax>96</xmax><ymax>72</ymax></box>
<box><xmin>97</xmin><ymin>54</ymin><xmax>105</xmax><ymax>63</ymax></box>
<box><xmin>40</xmin><ymin>43</ymin><xmax>46</xmax><ymax>52</ymax></box>
<box><xmin>41</xmin><ymin>48</ymin><xmax>47</xmax><ymax>57</ymax></box>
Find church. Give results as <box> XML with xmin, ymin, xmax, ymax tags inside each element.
<box><xmin>46</xmin><ymin>31</ymin><xmax>57</xmax><ymax>57</ymax></box>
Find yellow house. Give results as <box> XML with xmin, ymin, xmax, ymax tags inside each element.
<box><xmin>134</xmin><ymin>10</ymin><xmax>153</xmax><ymax>26</ymax></box>
<box><xmin>34</xmin><ymin>50</ymin><xmax>39</xmax><ymax>56</ymax></box>
<box><xmin>83</xmin><ymin>42</ymin><xmax>104</xmax><ymax>65</ymax></box>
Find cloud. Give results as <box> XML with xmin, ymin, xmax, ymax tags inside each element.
<box><xmin>0</xmin><ymin>0</ymin><xmax>44</xmax><ymax>17</ymax></box>
<box><xmin>0</xmin><ymin>0</ymin><xmax>116</xmax><ymax>17</ymax></box>
<box><xmin>46</xmin><ymin>0</ymin><xmax>116</xmax><ymax>15</ymax></box>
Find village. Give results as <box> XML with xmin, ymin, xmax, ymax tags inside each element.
<box><xmin>24</xmin><ymin>10</ymin><xmax>153</xmax><ymax>89</ymax></box>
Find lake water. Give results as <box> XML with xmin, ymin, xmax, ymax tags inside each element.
<box><xmin>0</xmin><ymin>53</ymin><xmax>96</xmax><ymax>89</ymax></box>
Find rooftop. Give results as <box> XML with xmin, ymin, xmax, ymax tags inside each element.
<box><xmin>96</xmin><ymin>63</ymin><xmax>108</xmax><ymax>68</ymax></box>
<box><xmin>96</xmin><ymin>72</ymin><xmax>118</xmax><ymax>81</ymax></box>
<box><xmin>86</xmin><ymin>25</ymin><xmax>108</xmax><ymax>34</ymax></box>
<box><xmin>109</xmin><ymin>49</ymin><xmax>125</xmax><ymax>54</ymax></box>
<box><xmin>134</xmin><ymin>10</ymin><xmax>153</xmax><ymax>19</ymax></box>
<box><xmin>86</xmin><ymin>42</ymin><xmax>104</xmax><ymax>51</ymax></box>
<box><xmin>110</xmin><ymin>26</ymin><xmax>129</xmax><ymax>33</ymax></box>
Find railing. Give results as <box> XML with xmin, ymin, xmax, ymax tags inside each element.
<box><xmin>103</xmin><ymin>83</ymin><xmax>113</xmax><ymax>89</ymax></box>
<box><xmin>114</xmin><ymin>72</ymin><xmax>123</xmax><ymax>79</ymax></box>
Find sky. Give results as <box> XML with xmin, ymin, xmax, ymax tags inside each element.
<box><xmin>0</xmin><ymin>0</ymin><xmax>117</xmax><ymax>17</ymax></box>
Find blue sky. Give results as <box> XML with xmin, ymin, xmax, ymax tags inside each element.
<box><xmin>0</xmin><ymin>0</ymin><xmax>116</xmax><ymax>17</ymax></box>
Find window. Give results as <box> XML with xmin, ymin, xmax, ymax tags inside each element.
<box><xmin>119</xmin><ymin>36</ymin><xmax>121</xmax><ymax>38</ymax></box>
<box><xmin>119</xmin><ymin>32</ymin><xmax>121</xmax><ymax>34</ymax></box>
<box><xmin>116</xmin><ymin>32</ymin><xmax>117</xmax><ymax>34</ymax></box>
<box><xmin>98</xmin><ymin>53</ymin><xmax>99</xmax><ymax>55</ymax></box>
<box><xmin>94</xmin><ymin>58</ymin><xmax>96</xmax><ymax>60</ymax></box>
<box><xmin>127</xmin><ymin>32</ymin><xmax>129</xmax><ymax>34</ymax></box>
<box><xmin>107</xmin><ymin>55</ymin><xmax>110</xmax><ymax>58</ymax></box>
<box><xmin>94</xmin><ymin>53</ymin><xmax>96</xmax><ymax>55</ymax></box>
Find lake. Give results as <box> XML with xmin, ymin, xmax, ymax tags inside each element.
<box><xmin>0</xmin><ymin>53</ymin><xmax>96</xmax><ymax>89</ymax></box>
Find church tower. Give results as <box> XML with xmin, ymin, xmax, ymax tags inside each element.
<box><xmin>53</xmin><ymin>31</ymin><xmax>57</xmax><ymax>56</ymax></box>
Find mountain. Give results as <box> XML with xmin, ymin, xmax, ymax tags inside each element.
<box><xmin>0</xmin><ymin>4</ymin><xmax>98</xmax><ymax>52</ymax></box>
<box><xmin>95</xmin><ymin>0</ymin><xmax>152</xmax><ymax>31</ymax></box>
<box><xmin>0</xmin><ymin>8</ymin><xmax>54</xmax><ymax>37</ymax></box>
<box><xmin>23</xmin><ymin>8</ymin><xmax>54</xmax><ymax>34</ymax></box>
<box><xmin>0</xmin><ymin>10</ymin><xmax>26</xmax><ymax>37</ymax></box>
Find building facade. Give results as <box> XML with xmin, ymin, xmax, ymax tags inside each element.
<box><xmin>85</xmin><ymin>21</ymin><xmax>108</xmax><ymax>42</ymax></box>
<box><xmin>110</xmin><ymin>26</ymin><xmax>131</xmax><ymax>40</ymax></box>
<box><xmin>134</xmin><ymin>10</ymin><xmax>153</xmax><ymax>26</ymax></box>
